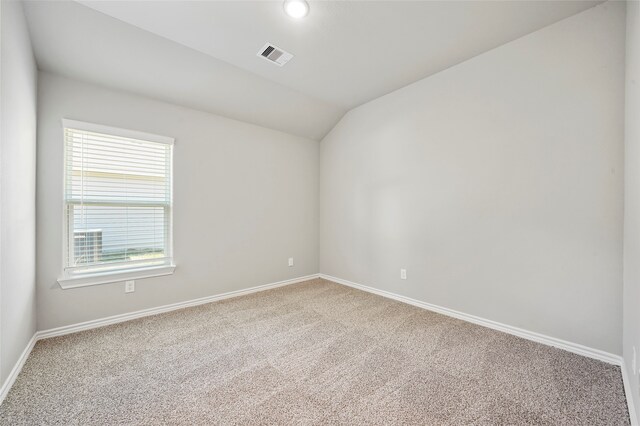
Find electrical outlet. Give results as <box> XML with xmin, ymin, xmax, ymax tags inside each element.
<box><xmin>400</xmin><ymin>269</ymin><xmax>407</xmax><ymax>280</ymax></box>
<box><xmin>125</xmin><ymin>280</ymin><xmax>135</xmax><ymax>293</ymax></box>
<box><xmin>288</xmin><ymin>257</ymin><xmax>294</xmax><ymax>267</ymax></box>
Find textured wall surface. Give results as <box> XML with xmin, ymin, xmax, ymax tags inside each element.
<box><xmin>624</xmin><ymin>0</ymin><xmax>640</xmax><ymax>422</ymax></box>
<box><xmin>0</xmin><ymin>0</ymin><xmax>38</xmax><ymax>384</ymax></box>
<box><xmin>37</xmin><ymin>72</ymin><xmax>319</xmax><ymax>330</ymax></box>
<box><xmin>320</xmin><ymin>2</ymin><xmax>625</xmax><ymax>354</ymax></box>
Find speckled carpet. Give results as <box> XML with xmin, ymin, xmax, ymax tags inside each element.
<box><xmin>0</xmin><ymin>278</ymin><xmax>631</xmax><ymax>425</ymax></box>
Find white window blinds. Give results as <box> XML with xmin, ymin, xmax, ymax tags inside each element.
<box><xmin>63</xmin><ymin>120</ymin><xmax>173</xmax><ymax>277</ymax></box>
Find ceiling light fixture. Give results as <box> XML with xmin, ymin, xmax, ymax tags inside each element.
<box><xmin>283</xmin><ymin>0</ymin><xmax>309</xmax><ymax>19</ymax></box>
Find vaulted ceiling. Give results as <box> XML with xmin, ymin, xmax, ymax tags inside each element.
<box><xmin>24</xmin><ymin>0</ymin><xmax>602</xmax><ymax>140</ymax></box>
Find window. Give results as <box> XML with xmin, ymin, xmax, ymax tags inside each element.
<box><xmin>59</xmin><ymin>120</ymin><xmax>174</xmax><ymax>288</ymax></box>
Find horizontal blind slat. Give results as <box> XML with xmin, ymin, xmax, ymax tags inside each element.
<box><xmin>65</xmin><ymin>124</ymin><xmax>172</xmax><ymax>273</ymax></box>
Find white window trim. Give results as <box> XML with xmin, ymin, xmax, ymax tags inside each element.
<box><xmin>58</xmin><ymin>119</ymin><xmax>176</xmax><ymax>290</ymax></box>
<box><xmin>61</xmin><ymin>119</ymin><xmax>175</xmax><ymax>145</ymax></box>
<box><xmin>57</xmin><ymin>265</ymin><xmax>176</xmax><ymax>289</ymax></box>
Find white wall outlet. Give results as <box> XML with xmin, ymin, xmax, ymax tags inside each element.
<box><xmin>400</xmin><ymin>269</ymin><xmax>407</xmax><ymax>280</ymax></box>
<box><xmin>288</xmin><ymin>257</ymin><xmax>294</xmax><ymax>267</ymax></box>
<box><xmin>633</xmin><ymin>346</ymin><xmax>637</xmax><ymax>376</ymax></box>
<box><xmin>125</xmin><ymin>280</ymin><xmax>135</xmax><ymax>293</ymax></box>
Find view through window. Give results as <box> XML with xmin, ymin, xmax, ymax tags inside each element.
<box><xmin>63</xmin><ymin>120</ymin><xmax>173</xmax><ymax>277</ymax></box>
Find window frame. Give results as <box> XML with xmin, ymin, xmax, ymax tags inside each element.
<box><xmin>57</xmin><ymin>119</ymin><xmax>176</xmax><ymax>289</ymax></box>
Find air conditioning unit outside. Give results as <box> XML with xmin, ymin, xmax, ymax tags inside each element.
<box><xmin>74</xmin><ymin>229</ymin><xmax>103</xmax><ymax>264</ymax></box>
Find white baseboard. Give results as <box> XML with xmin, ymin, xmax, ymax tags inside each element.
<box><xmin>0</xmin><ymin>273</ymin><xmax>320</xmax><ymax>405</ymax></box>
<box><xmin>622</xmin><ymin>361</ymin><xmax>639</xmax><ymax>426</ymax></box>
<box><xmin>2</xmin><ymin>272</ymin><xmax>634</xmax><ymax>420</ymax></box>
<box><xmin>320</xmin><ymin>273</ymin><xmax>640</xmax><ymax>420</ymax></box>
<box><xmin>38</xmin><ymin>274</ymin><xmax>320</xmax><ymax>340</ymax></box>
<box><xmin>0</xmin><ymin>334</ymin><xmax>37</xmax><ymax>406</ymax></box>
<box><xmin>320</xmin><ymin>274</ymin><xmax>622</xmax><ymax>366</ymax></box>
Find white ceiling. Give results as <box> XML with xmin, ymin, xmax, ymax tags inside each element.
<box><xmin>23</xmin><ymin>1</ymin><xmax>344</xmax><ymax>140</ymax></box>
<box><xmin>24</xmin><ymin>0</ymin><xmax>602</xmax><ymax>140</ymax></box>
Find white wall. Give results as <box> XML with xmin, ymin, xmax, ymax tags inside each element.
<box><xmin>0</xmin><ymin>0</ymin><xmax>38</xmax><ymax>384</ymax></box>
<box><xmin>37</xmin><ymin>72</ymin><xmax>319</xmax><ymax>330</ymax></box>
<box><xmin>319</xmin><ymin>2</ymin><xmax>625</xmax><ymax>354</ymax></box>
<box><xmin>624</xmin><ymin>0</ymin><xmax>640</xmax><ymax>422</ymax></box>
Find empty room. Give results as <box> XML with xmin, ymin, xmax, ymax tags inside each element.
<box><xmin>1</xmin><ymin>0</ymin><xmax>639</xmax><ymax>424</ymax></box>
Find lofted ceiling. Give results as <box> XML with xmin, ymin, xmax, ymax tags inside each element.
<box><xmin>24</xmin><ymin>0</ymin><xmax>602</xmax><ymax>140</ymax></box>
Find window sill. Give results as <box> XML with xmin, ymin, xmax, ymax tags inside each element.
<box><xmin>57</xmin><ymin>265</ymin><xmax>176</xmax><ymax>289</ymax></box>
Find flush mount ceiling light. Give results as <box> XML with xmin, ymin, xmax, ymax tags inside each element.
<box><xmin>283</xmin><ymin>0</ymin><xmax>309</xmax><ymax>19</ymax></box>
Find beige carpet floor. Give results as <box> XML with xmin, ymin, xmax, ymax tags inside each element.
<box><xmin>0</xmin><ymin>278</ymin><xmax>631</xmax><ymax>425</ymax></box>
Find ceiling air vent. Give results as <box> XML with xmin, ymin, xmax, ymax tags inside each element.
<box><xmin>257</xmin><ymin>43</ymin><xmax>293</xmax><ymax>67</ymax></box>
